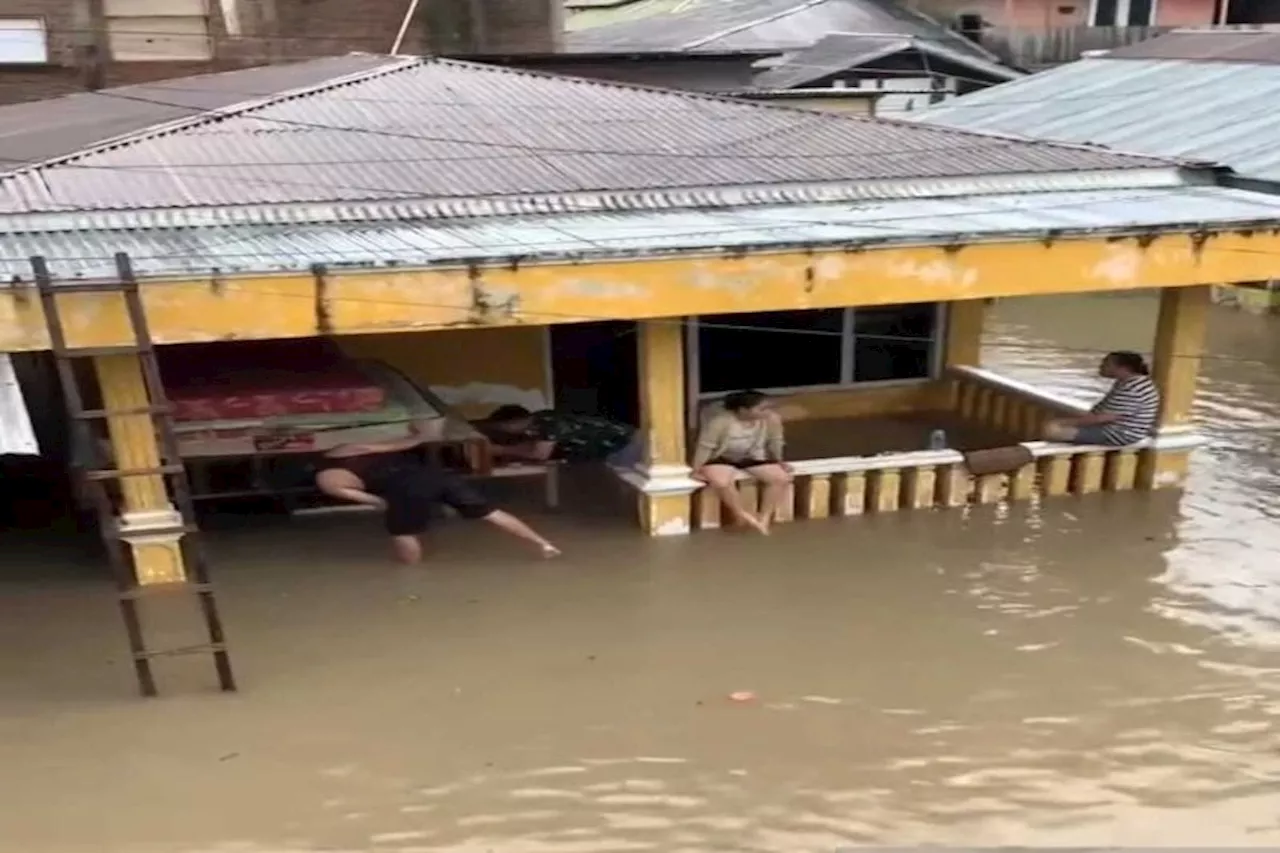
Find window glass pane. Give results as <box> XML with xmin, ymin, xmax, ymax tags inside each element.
<box><xmin>852</xmin><ymin>303</ymin><xmax>937</xmax><ymax>383</ymax></box>
<box><xmin>1126</xmin><ymin>0</ymin><xmax>1153</xmax><ymax>24</ymax></box>
<box><xmin>1091</xmin><ymin>0</ymin><xmax>1119</xmax><ymax>24</ymax></box>
<box><xmin>698</xmin><ymin>309</ymin><xmax>844</xmax><ymax>394</ymax></box>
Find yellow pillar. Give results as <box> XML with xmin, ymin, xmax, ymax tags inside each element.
<box><xmin>1150</xmin><ymin>285</ymin><xmax>1209</xmax><ymax>427</ymax></box>
<box><xmin>95</xmin><ymin>354</ymin><xmax>188</xmax><ymax>585</ymax></box>
<box><xmin>1140</xmin><ymin>285</ymin><xmax>1209</xmax><ymax>490</ymax></box>
<box><xmin>636</xmin><ymin>319</ymin><xmax>692</xmax><ymax>535</ymax></box>
<box><xmin>944</xmin><ymin>298</ymin><xmax>988</xmax><ymax>367</ymax></box>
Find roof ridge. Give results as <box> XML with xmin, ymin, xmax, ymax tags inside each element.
<box><xmin>432</xmin><ymin>56</ymin><xmax>1036</xmax><ymax>138</ymax></box>
<box><xmin>4</xmin><ymin>54</ymin><xmax>418</xmax><ymax>177</ymax></box>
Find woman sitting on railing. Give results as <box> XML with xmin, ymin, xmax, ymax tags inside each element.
<box><xmin>1043</xmin><ymin>351</ymin><xmax>1161</xmax><ymax>446</ymax></box>
<box><xmin>691</xmin><ymin>390</ymin><xmax>793</xmax><ymax>535</ymax></box>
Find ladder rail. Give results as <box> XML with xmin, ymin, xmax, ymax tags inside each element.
<box><xmin>32</xmin><ymin>256</ymin><xmax>158</xmax><ymax>697</ymax></box>
<box><xmin>30</xmin><ymin>254</ymin><xmax>237</xmax><ymax>697</ymax></box>
<box><xmin>112</xmin><ymin>254</ymin><xmax>234</xmax><ymax>689</ymax></box>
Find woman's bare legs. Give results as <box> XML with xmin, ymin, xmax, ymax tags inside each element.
<box><xmin>482</xmin><ymin>509</ymin><xmax>561</xmax><ymax>557</ymax></box>
<box><xmin>700</xmin><ymin>464</ymin><xmax>768</xmax><ymax>534</ymax></box>
<box><xmin>747</xmin><ymin>463</ymin><xmax>793</xmax><ymax>533</ymax></box>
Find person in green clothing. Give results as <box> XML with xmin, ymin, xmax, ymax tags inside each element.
<box><xmin>475</xmin><ymin>405</ymin><xmax>643</xmax><ymax>469</ymax></box>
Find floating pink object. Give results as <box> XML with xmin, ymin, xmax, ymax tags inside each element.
<box><xmin>729</xmin><ymin>691</ymin><xmax>757</xmax><ymax>703</ymax></box>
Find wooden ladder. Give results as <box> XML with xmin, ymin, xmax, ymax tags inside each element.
<box><xmin>31</xmin><ymin>253</ymin><xmax>236</xmax><ymax>697</ymax></box>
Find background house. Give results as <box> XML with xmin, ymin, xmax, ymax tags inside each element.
<box><xmin>562</xmin><ymin>0</ymin><xmax>1019</xmax><ymax>109</ymax></box>
<box><xmin>0</xmin><ymin>0</ymin><xmax>561</xmax><ymax>105</ymax></box>
<box><xmin>911</xmin><ymin>27</ymin><xmax>1280</xmax><ymax>311</ymax></box>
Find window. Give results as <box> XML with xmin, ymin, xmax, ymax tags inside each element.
<box><xmin>691</xmin><ymin>303</ymin><xmax>941</xmax><ymax>397</ymax></box>
<box><xmin>106</xmin><ymin>0</ymin><xmax>212</xmax><ymax>62</ymax></box>
<box><xmin>0</xmin><ymin>18</ymin><xmax>49</xmax><ymax>64</ymax></box>
<box><xmin>1089</xmin><ymin>0</ymin><xmax>1155</xmax><ymax>25</ymax></box>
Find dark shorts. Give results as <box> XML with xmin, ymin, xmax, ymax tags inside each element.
<box><xmin>375</xmin><ymin>466</ymin><xmax>493</xmax><ymax>536</ymax></box>
<box><xmin>1069</xmin><ymin>425</ymin><xmax>1115</xmax><ymax>445</ymax></box>
<box><xmin>704</xmin><ymin>456</ymin><xmax>775</xmax><ymax>470</ymax></box>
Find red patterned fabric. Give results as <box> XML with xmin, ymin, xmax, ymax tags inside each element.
<box><xmin>159</xmin><ymin>339</ymin><xmax>386</xmax><ymax>422</ymax></box>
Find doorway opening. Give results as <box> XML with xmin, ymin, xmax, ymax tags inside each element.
<box><xmin>549</xmin><ymin>321</ymin><xmax>639</xmax><ymax>426</ymax></box>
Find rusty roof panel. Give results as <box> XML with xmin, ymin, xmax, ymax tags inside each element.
<box><xmin>0</xmin><ymin>54</ymin><xmax>403</xmax><ymax>172</ymax></box>
<box><xmin>0</xmin><ymin>57</ymin><xmax>1168</xmax><ymax>215</ymax></box>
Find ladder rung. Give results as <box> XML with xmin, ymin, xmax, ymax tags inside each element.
<box><xmin>119</xmin><ymin>581</ymin><xmax>213</xmax><ymax>600</ymax></box>
<box><xmin>75</xmin><ymin>404</ymin><xmax>172</xmax><ymax>419</ymax></box>
<box><xmin>54</xmin><ymin>344</ymin><xmax>153</xmax><ymax>358</ymax></box>
<box><xmin>86</xmin><ymin>464</ymin><xmax>186</xmax><ymax>480</ymax></box>
<box><xmin>134</xmin><ymin>642</ymin><xmax>226</xmax><ymax>661</ymax></box>
<box><xmin>107</xmin><ymin>524</ymin><xmax>199</xmax><ymax>542</ymax></box>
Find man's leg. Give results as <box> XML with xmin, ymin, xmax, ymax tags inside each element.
<box><xmin>1042</xmin><ymin>419</ymin><xmax>1081</xmax><ymax>442</ymax></box>
<box><xmin>440</xmin><ymin>474</ymin><xmax>561</xmax><ymax>557</ymax></box>
<box><xmin>481</xmin><ymin>510</ymin><xmax>561</xmax><ymax>557</ymax></box>
<box><xmin>390</xmin><ymin>535</ymin><xmax>423</xmax><ymax>564</ymax></box>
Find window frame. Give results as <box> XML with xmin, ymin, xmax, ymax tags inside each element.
<box><xmin>0</xmin><ymin>17</ymin><xmax>51</xmax><ymax>65</ymax></box>
<box><xmin>684</xmin><ymin>303</ymin><xmax>948</xmax><ymax>426</ymax></box>
<box><xmin>1087</xmin><ymin>0</ymin><xmax>1159</xmax><ymax>25</ymax></box>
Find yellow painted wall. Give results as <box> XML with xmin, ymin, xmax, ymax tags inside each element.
<box><xmin>8</xmin><ymin>230</ymin><xmax>1280</xmax><ymax>352</ymax></box>
<box><xmin>771</xmin><ymin>382</ymin><xmax>947</xmax><ymax>421</ymax></box>
<box><xmin>781</xmin><ymin>96</ymin><xmax>876</xmax><ymax>116</ymax></box>
<box><xmin>337</xmin><ymin>326</ymin><xmax>549</xmax><ymax>419</ymax></box>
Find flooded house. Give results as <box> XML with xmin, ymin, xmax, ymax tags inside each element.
<box><xmin>5</xmin><ymin>52</ymin><xmax>1280</xmax><ymax>690</ymax></box>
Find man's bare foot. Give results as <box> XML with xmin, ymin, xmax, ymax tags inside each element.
<box><xmin>736</xmin><ymin>513</ymin><xmax>769</xmax><ymax>535</ymax></box>
<box><xmin>540</xmin><ymin>543</ymin><xmax>562</xmax><ymax>558</ymax></box>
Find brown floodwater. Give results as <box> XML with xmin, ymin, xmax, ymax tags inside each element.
<box><xmin>3</xmin><ymin>293</ymin><xmax>1280</xmax><ymax>852</ymax></box>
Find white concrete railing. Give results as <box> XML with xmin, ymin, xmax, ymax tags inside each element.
<box><xmin>616</xmin><ymin>366</ymin><xmax>1206</xmax><ymax>533</ymax></box>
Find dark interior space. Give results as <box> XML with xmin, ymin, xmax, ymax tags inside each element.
<box><xmin>549</xmin><ymin>321</ymin><xmax>640</xmax><ymax>426</ymax></box>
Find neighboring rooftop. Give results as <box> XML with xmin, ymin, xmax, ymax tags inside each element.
<box><xmin>754</xmin><ymin>31</ymin><xmax>1021</xmax><ymax>90</ymax></box>
<box><xmin>1101</xmin><ymin>26</ymin><xmax>1280</xmax><ymax>63</ymax></box>
<box><xmin>911</xmin><ymin>29</ymin><xmax>1280</xmax><ymax>183</ymax></box>
<box><xmin>564</xmin><ymin>0</ymin><xmax>1000</xmax><ymax>64</ymax></box>
<box><xmin>0</xmin><ymin>55</ymin><xmax>401</xmax><ymax>172</ymax></box>
<box><xmin>0</xmin><ymin>55</ymin><xmax>1170</xmax><ymax>218</ymax></box>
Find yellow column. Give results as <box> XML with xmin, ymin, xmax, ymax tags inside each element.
<box><xmin>95</xmin><ymin>354</ymin><xmax>187</xmax><ymax>585</ymax></box>
<box><xmin>636</xmin><ymin>319</ymin><xmax>692</xmax><ymax>535</ymax></box>
<box><xmin>1139</xmin><ymin>285</ymin><xmax>1209</xmax><ymax>490</ymax></box>
<box><xmin>944</xmin><ymin>298</ymin><xmax>988</xmax><ymax>367</ymax></box>
<box><xmin>1151</xmin><ymin>285</ymin><xmax>1209</xmax><ymax>427</ymax></box>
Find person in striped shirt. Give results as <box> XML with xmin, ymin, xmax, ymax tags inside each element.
<box><xmin>1043</xmin><ymin>351</ymin><xmax>1162</xmax><ymax>446</ymax></box>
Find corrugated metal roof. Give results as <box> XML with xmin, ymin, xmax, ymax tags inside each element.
<box><xmin>910</xmin><ymin>57</ymin><xmax>1280</xmax><ymax>182</ymax></box>
<box><xmin>565</xmin><ymin>0</ymin><xmax>1001</xmax><ymax>63</ymax></box>
<box><xmin>0</xmin><ymin>56</ymin><xmax>1167</xmax><ymax>217</ymax></box>
<box><xmin>8</xmin><ymin>185</ymin><xmax>1280</xmax><ymax>282</ymax></box>
<box><xmin>1104</xmin><ymin>28</ymin><xmax>1280</xmax><ymax>64</ymax></box>
<box><xmin>753</xmin><ymin>32</ymin><xmax>1021</xmax><ymax>89</ymax></box>
<box><xmin>0</xmin><ymin>55</ymin><xmax>402</xmax><ymax>172</ymax></box>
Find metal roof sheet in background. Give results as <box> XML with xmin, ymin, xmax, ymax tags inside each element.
<box><xmin>0</xmin><ymin>57</ymin><xmax>1171</xmax><ymax>216</ymax></box>
<box><xmin>565</xmin><ymin>0</ymin><xmax>1000</xmax><ymax>63</ymax></box>
<box><xmin>753</xmin><ymin>31</ymin><xmax>1022</xmax><ymax>90</ymax></box>
<box><xmin>0</xmin><ymin>55</ymin><xmax>403</xmax><ymax>171</ymax></box>
<box><xmin>1104</xmin><ymin>27</ymin><xmax>1280</xmax><ymax>63</ymax></box>
<box><xmin>910</xmin><ymin>57</ymin><xmax>1280</xmax><ymax>182</ymax></box>
<box><xmin>8</xmin><ymin>185</ymin><xmax>1280</xmax><ymax>282</ymax></box>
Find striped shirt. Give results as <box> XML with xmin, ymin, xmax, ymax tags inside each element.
<box><xmin>1093</xmin><ymin>374</ymin><xmax>1161</xmax><ymax>445</ymax></box>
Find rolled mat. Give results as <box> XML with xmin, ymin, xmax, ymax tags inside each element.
<box><xmin>962</xmin><ymin>445</ymin><xmax>1034</xmax><ymax>477</ymax></box>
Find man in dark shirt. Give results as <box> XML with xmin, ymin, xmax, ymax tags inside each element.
<box><xmin>475</xmin><ymin>405</ymin><xmax>642</xmax><ymax>469</ymax></box>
